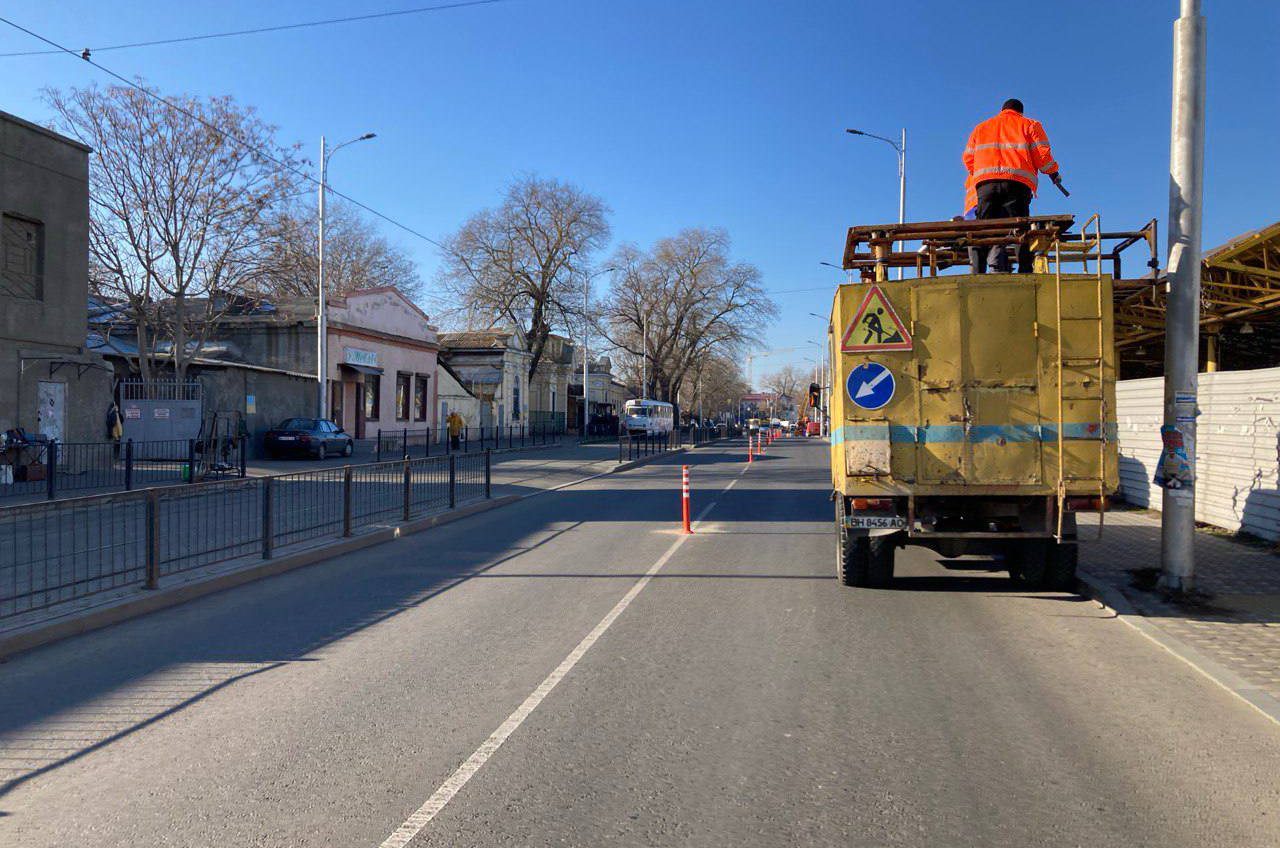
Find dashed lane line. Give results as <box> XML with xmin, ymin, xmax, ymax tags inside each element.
<box><xmin>378</xmin><ymin>462</ymin><xmax>750</xmax><ymax>847</ymax></box>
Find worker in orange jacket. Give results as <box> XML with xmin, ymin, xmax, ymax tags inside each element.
<box><xmin>963</xmin><ymin>98</ymin><xmax>1062</xmax><ymax>273</ymax></box>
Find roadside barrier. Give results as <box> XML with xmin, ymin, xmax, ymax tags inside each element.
<box><xmin>0</xmin><ymin>449</ymin><xmax>494</xmax><ymax>624</ymax></box>
<box><xmin>0</xmin><ymin>437</ymin><xmax>246</xmax><ymax>502</ymax></box>
<box><xmin>376</xmin><ymin>424</ymin><xmax>561</xmax><ymax>461</ymax></box>
<box><xmin>681</xmin><ymin>465</ymin><xmax>691</xmax><ymax>534</ymax></box>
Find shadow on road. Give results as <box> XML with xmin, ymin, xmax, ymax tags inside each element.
<box><xmin>0</xmin><ymin>439</ymin><xmax>823</xmax><ymax>806</ymax></box>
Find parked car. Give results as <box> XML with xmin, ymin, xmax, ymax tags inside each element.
<box><xmin>264</xmin><ymin>418</ymin><xmax>353</xmax><ymax>459</ymax></box>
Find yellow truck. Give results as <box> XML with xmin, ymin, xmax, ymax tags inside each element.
<box><xmin>828</xmin><ymin>215</ymin><xmax>1154</xmax><ymax>589</ymax></box>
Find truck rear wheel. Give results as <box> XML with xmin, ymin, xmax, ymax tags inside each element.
<box><xmin>1009</xmin><ymin>540</ymin><xmax>1077</xmax><ymax>591</ymax></box>
<box><xmin>835</xmin><ymin>500</ymin><xmax>895</xmax><ymax>587</ymax></box>
<box><xmin>1047</xmin><ymin>542</ymin><xmax>1078</xmax><ymax>591</ymax></box>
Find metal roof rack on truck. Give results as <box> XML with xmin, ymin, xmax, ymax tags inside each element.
<box><xmin>841</xmin><ymin>215</ymin><xmax>1158</xmax><ymax>283</ymax></box>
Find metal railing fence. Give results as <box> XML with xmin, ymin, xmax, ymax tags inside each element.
<box><xmin>375</xmin><ymin>424</ymin><xmax>560</xmax><ymax>460</ymax></box>
<box><xmin>1</xmin><ymin>437</ymin><xmax>245</xmax><ymax>502</ymax></box>
<box><xmin>618</xmin><ymin>430</ymin><xmax>676</xmax><ymax>461</ymax></box>
<box><xmin>0</xmin><ymin>450</ymin><xmax>494</xmax><ymax>622</ymax></box>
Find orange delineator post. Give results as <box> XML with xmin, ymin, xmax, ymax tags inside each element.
<box><xmin>681</xmin><ymin>465</ymin><xmax>692</xmax><ymax>533</ymax></box>
<box><xmin>747</xmin><ymin>433</ymin><xmax>753</xmax><ymax>463</ymax></box>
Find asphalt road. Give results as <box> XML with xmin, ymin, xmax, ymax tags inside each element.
<box><xmin>1</xmin><ymin>439</ymin><xmax>1278</xmax><ymax>847</ymax></box>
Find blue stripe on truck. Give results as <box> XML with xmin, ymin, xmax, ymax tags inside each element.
<box><xmin>832</xmin><ymin>423</ymin><xmax>1117</xmax><ymax>445</ymax></box>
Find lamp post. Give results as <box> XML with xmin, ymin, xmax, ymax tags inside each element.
<box><xmin>846</xmin><ymin>127</ymin><xmax>906</xmax><ymax>280</ymax></box>
<box><xmin>317</xmin><ymin>131</ymin><xmax>376</xmax><ymax>419</ymax></box>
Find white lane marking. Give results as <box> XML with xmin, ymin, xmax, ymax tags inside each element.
<box><xmin>378</xmin><ymin>471</ymin><xmax>738</xmax><ymax>848</ymax></box>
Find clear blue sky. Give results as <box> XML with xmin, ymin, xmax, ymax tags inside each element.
<box><xmin>2</xmin><ymin>1</ymin><xmax>1276</xmax><ymax>382</ymax></box>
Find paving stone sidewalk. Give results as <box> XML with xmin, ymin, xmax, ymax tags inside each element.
<box><xmin>1080</xmin><ymin>508</ymin><xmax>1280</xmax><ymax>705</ymax></box>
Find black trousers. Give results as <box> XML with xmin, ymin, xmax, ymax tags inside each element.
<box><xmin>975</xmin><ymin>179</ymin><xmax>1033</xmax><ymax>273</ymax></box>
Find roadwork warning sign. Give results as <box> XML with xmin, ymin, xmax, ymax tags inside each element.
<box><xmin>840</xmin><ymin>285</ymin><xmax>912</xmax><ymax>353</ymax></box>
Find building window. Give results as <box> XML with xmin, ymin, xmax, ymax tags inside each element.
<box><xmin>364</xmin><ymin>375</ymin><xmax>381</xmax><ymax>421</ymax></box>
<box><xmin>414</xmin><ymin>375</ymin><xmax>429</xmax><ymax>421</ymax></box>
<box><xmin>1</xmin><ymin>215</ymin><xmax>43</xmax><ymax>300</ymax></box>
<box><xmin>512</xmin><ymin>383</ymin><xmax>521</xmax><ymax>421</ymax></box>
<box><xmin>395</xmin><ymin>372</ymin><xmax>411</xmax><ymax>420</ymax></box>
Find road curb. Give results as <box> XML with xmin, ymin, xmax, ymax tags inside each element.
<box><xmin>0</xmin><ymin>496</ymin><xmax>518</xmax><ymax>660</ymax></box>
<box><xmin>1076</xmin><ymin>569</ymin><xmax>1280</xmax><ymax>728</ymax></box>
<box><xmin>610</xmin><ymin>447</ymin><xmax>689</xmax><ymax>473</ymax></box>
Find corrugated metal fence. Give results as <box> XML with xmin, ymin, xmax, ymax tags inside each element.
<box><xmin>1116</xmin><ymin>366</ymin><xmax>1280</xmax><ymax>541</ymax></box>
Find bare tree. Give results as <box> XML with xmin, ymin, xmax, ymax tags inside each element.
<box><xmin>601</xmin><ymin>228</ymin><xmax>776</xmax><ymax>419</ymax></box>
<box><xmin>678</xmin><ymin>353</ymin><xmax>749</xmax><ymax>422</ymax></box>
<box><xmin>260</xmin><ymin>198</ymin><xmax>423</xmax><ymax>301</ymax></box>
<box><xmin>438</xmin><ymin>175</ymin><xmax>610</xmax><ymax>379</ymax></box>
<box><xmin>47</xmin><ymin>84</ymin><xmax>300</xmax><ymax>387</ymax></box>
<box><xmin>764</xmin><ymin>365</ymin><xmax>803</xmax><ymax>401</ymax></box>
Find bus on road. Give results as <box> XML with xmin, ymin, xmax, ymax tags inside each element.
<box><xmin>623</xmin><ymin>399</ymin><xmax>674</xmax><ymax>436</ymax></box>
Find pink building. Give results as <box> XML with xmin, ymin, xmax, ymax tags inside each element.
<box><xmin>325</xmin><ymin>288</ymin><xmax>440</xmax><ymax>440</ymax></box>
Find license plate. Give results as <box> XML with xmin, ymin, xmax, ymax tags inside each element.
<box><xmin>845</xmin><ymin>515</ymin><xmax>906</xmax><ymax>529</ymax></box>
<box><xmin>276</xmin><ymin>436</ymin><xmax>296</xmax><ymax>441</ymax></box>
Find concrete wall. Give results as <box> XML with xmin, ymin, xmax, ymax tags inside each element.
<box><xmin>435</xmin><ymin>365</ymin><xmax>480</xmax><ymax>430</ymax></box>
<box><xmin>195</xmin><ymin>366</ymin><xmax>315</xmax><ymax>457</ymax></box>
<box><xmin>0</xmin><ymin>110</ymin><xmax>111</xmax><ymax>443</ymax></box>
<box><xmin>1117</xmin><ymin>366</ymin><xmax>1280</xmax><ymax>542</ymax></box>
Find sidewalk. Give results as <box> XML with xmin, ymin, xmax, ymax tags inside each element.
<box><xmin>1079</xmin><ymin>508</ymin><xmax>1280</xmax><ymax>715</ymax></box>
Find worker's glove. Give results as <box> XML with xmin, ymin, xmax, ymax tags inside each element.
<box><xmin>1049</xmin><ymin>172</ymin><xmax>1070</xmax><ymax>197</ymax></box>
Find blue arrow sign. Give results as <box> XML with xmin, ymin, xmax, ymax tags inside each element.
<box><xmin>846</xmin><ymin>362</ymin><xmax>896</xmax><ymax>411</ymax></box>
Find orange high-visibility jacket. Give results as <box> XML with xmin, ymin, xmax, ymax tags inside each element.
<box><xmin>964</xmin><ymin>173</ymin><xmax>977</xmax><ymax>215</ymax></box>
<box><xmin>962</xmin><ymin>109</ymin><xmax>1058</xmax><ymax>195</ymax></box>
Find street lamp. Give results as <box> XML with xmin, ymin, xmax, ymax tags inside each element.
<box><xmin>317</xmin><ymin>131</ymin><xmax>376</xmax><ymax>419</ymax></box>
<box><xmin>581</xmin><ymin>265</ymin><xmax>615</xmax><ymax>439</ymax></box>
<box><xmin>846</xmin><ymin>127</ymin><xmax>906</xmax><ymax>280</ymax></box>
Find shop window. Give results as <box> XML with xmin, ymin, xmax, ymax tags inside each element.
<box><xmin>1</xmin><ymin>214</ymin><xmax>43</xmax><ymax>300</ymax></box>
<box><xmin>414</xmin><ymin>375</ymin><xmax>429</xmax><ymax>421</ymax></box>
<box><xmin>365</xmin><ymin>375</ymin><xmax>381</xmax><ymax>421</ymax></box>
<box><xmin>395</xmin><ymin>372</ymin><xmax>411</xmax><ymax>421</ymax></box>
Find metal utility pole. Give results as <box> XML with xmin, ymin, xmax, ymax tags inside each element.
<box><xmin>641</xmin><ymin>315</ymin><xmax>648</xmax><ymax>399</ymax></box>
<box><xmin>846</xmin><ymin>127</ymin><xmax>907</xmax><ymax>280</ymax></box>
<box><xmin>317</xmin><ymin>136</ymin><xmax>326</xmax><ymax>419</ymax></box>
<box><xmin>316</xmin><ymin>131</ymin><xmax>375</xmax><ymax>419</ymax></box>
<box><xmin>581</xmin><ymin>266</ymin><xmax>614</xmax><ymax>437</ymax></box>
<box><xmin>1159</xmin><ymin>0</ymin><xmax>1207</xmax><ymax>593</ymax></box>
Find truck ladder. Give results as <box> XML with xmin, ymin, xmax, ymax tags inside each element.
<box><xmin>1053</xmin><ymin>214</ymin><xmax>1108</xmax><ymax>540</ymax></box>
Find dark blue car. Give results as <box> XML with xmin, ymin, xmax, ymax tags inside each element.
<box><xmin>263</xmin><ymin>418</ymin><xmax>353</xmax><ymax>460</ymax></box>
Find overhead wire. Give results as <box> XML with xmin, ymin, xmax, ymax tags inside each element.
<box><xmin>0</xmin><ymin>0</ymin><xmax>512</xmax><ymax>58</ymax></box>
<box><xmin>0</xmin><ymin>14</ymin><xmax>444</xmax><ymax>249</ymax></box>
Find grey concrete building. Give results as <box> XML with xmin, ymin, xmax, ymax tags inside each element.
<box><xmin>438</xmin><ymin>330</ymin><xmax>532</xmax><ymax>430</ymax></box>
<box><xmin>0</xmin><ymin>110</ymin><xmax>111</xmax><ymax>445</ymax></box>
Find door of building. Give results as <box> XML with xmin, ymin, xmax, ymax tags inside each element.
<box><xmin>355</xmin><ymin>383</ymin><xmax>367</xmax><ymax>439</ymax></box>
<box><xmin>36</xmin><ymin>381</ymin><xmax>65</xmax><ymax>442</ymax></box>
<box><xmin>329</xmin><ymin>380</ymin><xmax>344</xmax><ymax>427</ymax></box>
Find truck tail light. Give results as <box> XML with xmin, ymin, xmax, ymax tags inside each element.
<box><xmin>851</xmin><ymin>498</ymin><xmax>895</xmax><ymax>511</ymax></box>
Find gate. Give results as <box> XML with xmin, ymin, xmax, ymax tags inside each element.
<box><xmin>119</xmin><ymin>379</ymin><xmax>203</xmax><ymax>451</ymax></box>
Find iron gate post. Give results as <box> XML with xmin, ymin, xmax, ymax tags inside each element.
<box><xmin>261</xmin><ymin>477</ymin><xmax>274</xmax><ymax>559</ymax></box>
<box><xmin>124</xmin><ymin>438</ymin><xmax>134</xmax><ymax>490</ymax></box>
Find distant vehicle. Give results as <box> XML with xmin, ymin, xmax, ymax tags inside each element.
<box><xmin>264</xmin><ymin>418</ymin><xmax>353</xmax><ymax>459</ymax></box>
<box><xmin>624</xmin><ymin>399</ymin><xmax>674</xmax><ymax>436</ymax></box>
<box><xmin>746</xmin><ymin>418</ymin><xmax>761</xmax><ymax>432</ymax></box>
